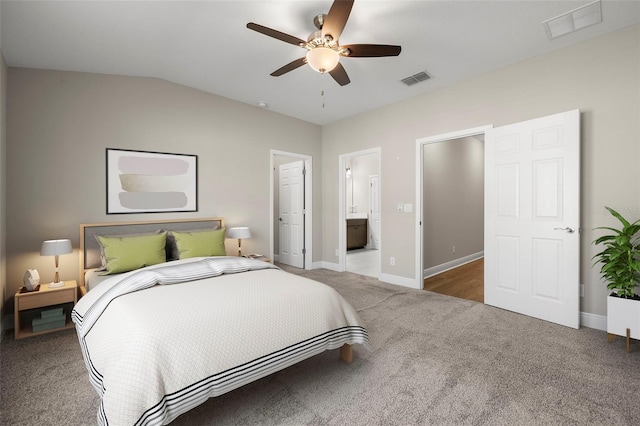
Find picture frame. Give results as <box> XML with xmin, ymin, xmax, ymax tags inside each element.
<box><xmin>106</xmin><ymin>148</ymin><xmax>198</xmax><ymax>214</ymax></box>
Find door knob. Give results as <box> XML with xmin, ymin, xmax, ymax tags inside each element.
<box><xmin>553</xmin><ymin>227</ymin><xmax>575</xmax><ymax>233</ymax></box>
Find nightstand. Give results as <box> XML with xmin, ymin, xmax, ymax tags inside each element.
<box><xmin>14</xmin><ymin>280</ymin><xmax>77</xmax><ymax>339</ymax></box>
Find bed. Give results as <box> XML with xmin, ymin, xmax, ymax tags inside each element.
<box><xmin>72</xmin><ymin>218</ymin><xmax>369</xmax><ymax>426</ymax></box>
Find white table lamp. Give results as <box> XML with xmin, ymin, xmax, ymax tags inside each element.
<box><xmin>227</xmin><ymin>227</ymin><xmax>251</xmax><ymax>257</ymax></box>
<box><xmin>40</xmin><ymin>239</ymin><xmax>72</xmax><ymax>288</ymax></box>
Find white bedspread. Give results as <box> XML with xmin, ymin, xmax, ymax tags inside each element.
<box><xmin>72</xmin><ymin>257</ymin><xmax>369</xmax><ymax>425</ymax></box>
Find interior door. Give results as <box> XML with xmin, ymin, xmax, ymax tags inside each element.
<box><xmin>368</xmin><ymin>175</ymin><xmax>381</xmax><ymax>249</ymax></box>
<box><xmin>484</xmin><ymin>109</ymin><xmax>580</xmax><ymax>329</ymax></box>
<box><xmin>279</xmin><ymin>161</ymin><xmax>305</xmax><ymax>268</ymax></box>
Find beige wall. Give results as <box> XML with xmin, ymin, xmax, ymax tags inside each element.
<box><xmin>0</xmin><ymin>50</ymin><xmax>7</xmax><ymax>332</ymax></box>
<box><xmin>423</xmin><ymin>137</ymin><xmax>484</xmax><ymax>269</ymax></box>
<box><xmin>322</xmin><ymin>24</ymin><xmax>639</xmax><ymax>316</ymax></box>
<box><xmin>4</xmin><ymin>68</ymin><xmax>322</xmax><ymax>313</ymax></box>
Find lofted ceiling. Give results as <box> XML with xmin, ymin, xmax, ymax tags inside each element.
<box><xmin>1</xmin><ymin>0</ymin><xmax>639</xmax><ymax>125</ymax></box>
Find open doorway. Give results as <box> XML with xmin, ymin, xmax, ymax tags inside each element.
<box><xmin>270</xmin><ymin>150</ymin><xmax>313</xmax><ymax>270</ymax></box>
<box><xmin>339</xmin><ymin>149</ymin><xmax>381</xmax><ymax>278</ymax></box>
<box><xmin>416</xmin><ymin>111</ymin><xmax>580</xmax><ymax>329</ymax></box>
<box><xmin>416</xmin><ymin>126</ymin><xmax>490</xmax><ymax>302</ymax></box>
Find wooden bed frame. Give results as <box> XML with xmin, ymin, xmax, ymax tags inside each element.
<box><xmin>77</xmin><ymin>217</ymin><xmax>353</xmax><ymax>363</ymax></box>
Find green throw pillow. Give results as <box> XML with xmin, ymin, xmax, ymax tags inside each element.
<box><xmin>172</xmin><ymin>228</ymin><xmax>226</xmax><ymax>259</ymax></box>
<box><xmin>96</xmin><ymin>231</ymin><xmax>167</xmax><ymax>274</ymax></box>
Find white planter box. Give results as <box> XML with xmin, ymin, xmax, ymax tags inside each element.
<box><xmin>607</xmin><ymin>295</ymin><xmax>640</xmax><ymax>339</ymax></box>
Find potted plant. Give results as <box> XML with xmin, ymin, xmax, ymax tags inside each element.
<box><xmin>592</xmin><ymin>206</ymin><xmax>640</xmax><ymax>350</ymax></box>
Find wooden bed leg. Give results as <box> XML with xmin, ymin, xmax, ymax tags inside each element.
<box><xmin>340</xmin><ymin>344</ymin><xmax>353</xmax><ymax>363</ymax></box>
<box><xmin>626</xmin><ymin>328</ymin><xmax>631</xmax><ymax>353</ymax></box>
<box><xmin>607</xmin><ymin>333</ymin><xmax>616</xmax><ymax>343</ymax></box>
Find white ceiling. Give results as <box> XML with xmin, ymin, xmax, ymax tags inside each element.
<box><xmin>2</xmin><ymin>1</ymin><xmax>639</xmax><ymax>125</ymax></box>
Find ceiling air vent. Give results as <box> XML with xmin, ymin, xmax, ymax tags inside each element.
<box><xmin>401</xmin><ymin>71</ymin><xmax>431</xmax><ymax>86</ymax></box>
<box><xmin>542</xmin><ymin>0</ymin><xmax>602</xmax><ymax>40</ymax></box>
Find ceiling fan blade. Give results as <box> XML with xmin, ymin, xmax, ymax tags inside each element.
<box><xmin>329</xmin><ymin>62</ymin><xmax>351</xmax><ymax>86</ymax></box>
<box><xmin>341</xmin><ymin>44</ymin><xmax>402</xmax><ymax>57</ymax></box>
<box><xmin>247</xmin><ymin>22</ymin><xmax>306</xmax><ymax>47</ymax></box>
<box><xmin>322</xmin><ymin>0</ymin><xmax>354</xmax><ymax>41</ymax></box>
<box><xmin>271</xmin><ymin>57</ymin><xmax>307</xmax><ymax>76</ymax></box>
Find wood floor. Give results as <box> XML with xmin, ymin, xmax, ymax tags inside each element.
<box><xmin>423</xmin><ymin>259</ymin><xmax>484</xmax><ymax>303</ymax></box>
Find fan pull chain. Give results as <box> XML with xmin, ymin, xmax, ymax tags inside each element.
<box><xmin>321</xmin><ymin>74</ymin><xmax>327</xmax><ymax>109</ymax></box>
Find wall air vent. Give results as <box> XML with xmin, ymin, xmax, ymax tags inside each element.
<box><xmin>401</xmin><ymin>71</ymin><xmax>431</xmax><ymax>86</ymax></box>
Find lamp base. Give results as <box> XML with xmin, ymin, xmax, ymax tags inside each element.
<box><xmin>48</xmin><ymin>281</ymin><xmax>65</xmax><ymax>289</ymax></box>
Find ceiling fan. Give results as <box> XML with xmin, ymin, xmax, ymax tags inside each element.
<box><xmin>246</xmin><ymin>0</ymin><xmax>401</xmax><ymax>86</ymax></box>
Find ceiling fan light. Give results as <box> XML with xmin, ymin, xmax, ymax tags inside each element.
<box><xmin>306</xmin><ymin>47</ymin><xmax>339</xmax><ymax>74</ymax></box>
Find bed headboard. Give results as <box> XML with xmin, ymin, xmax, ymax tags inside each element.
<box><xmin>79</xmin><ymin>217</ymin><xmax>224</xmax><ymax>288</ymax></box>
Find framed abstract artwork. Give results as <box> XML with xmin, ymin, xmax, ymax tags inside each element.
<box><xmin>106</xmin><ymin>148</ymin><xmax>198</xmax><ymax>214</ymax></box>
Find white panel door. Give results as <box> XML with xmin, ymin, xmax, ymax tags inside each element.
<box><xmin>279</xmin><ymin>161</ymin><xmax>305</xmax><ymax>268</ymax></box>
<box><xmin>368</xmin><ymin>175</ymin><xmax>381</xmax><ymax>249</ymax></box>
<box><xmin>485</xmin><ymin>110</ymin><xmax>580</xmax><ymax>329</ymax></box>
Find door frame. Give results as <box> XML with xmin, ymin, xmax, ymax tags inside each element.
<box><xmin>414</xmin><ymin>125</ymin><xmax>493</xmax><ymax>289</ymax></box>
<box><xmin>270</xmin><ymin>150</ymin><xmax>313</xmax><ymax>270</ymax></box>
<box><xmin>338</xmin><ymin>148</ymin><xmax>381</xmax><ymax>273</ymax></box>
<box><xmin>368</xmin><ymin>174</ymin><xmax>380</xmax><ymax>250</ymax></box>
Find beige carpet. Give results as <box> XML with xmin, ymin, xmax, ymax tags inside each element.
<box><xmin>2</xmin><ymin>266</ymin><xmax>638</xmax><ymax>425</ymax></box>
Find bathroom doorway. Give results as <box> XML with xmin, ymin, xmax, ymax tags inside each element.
<box><xmin>339</xmin><ymin>148</ymin><xmax>381</xmax><ymax>278</ymax></box>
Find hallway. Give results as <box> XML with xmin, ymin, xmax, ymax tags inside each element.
<box><xmin>423</xmin><ymin>259</ymin><xmax>484</xmax><ymax>303</ymax></box>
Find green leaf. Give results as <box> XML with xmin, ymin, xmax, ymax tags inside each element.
<box><xmin>592</xmin><ymin>207</ymin><xmax>640</xmax><ymax>296</ymax></box>
<box><xmin>606</xmin><ymin>207</ymin><xmax>631</xmax><ymax>228</ymax></box>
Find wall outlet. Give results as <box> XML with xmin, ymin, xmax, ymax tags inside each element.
<box><xmin>397</xmin><ymin>203</ymin><xmax>403</xmax><ymax>212</ymax></box>
<box><xmin>335</xmin><ymin>249</ymin><xmax>339</xmax><ymax>257</ymax></box>
<box><xmin>452</xmin><ymin>246</ymin><xmax>456</xmax><ymax>254</ymax></box>
<box><xmin>390</xmin><ymin>257</ymin><xmax>396</xmax><ymax>266</ymax></box>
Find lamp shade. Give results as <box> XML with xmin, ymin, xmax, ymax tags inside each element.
<box><xmin>40</xmin><ymin>239</ymin><xmax>72</xmax><ymax>256</ymax></box>
<box><xmin>227</xmin><ymin>227</ymin><xmax>251</xmax><ymax>240</ymax></box>
<box><xmin>306</xmin><ymin>47</ymin><xmax>340</xmax><ymax>73</ymax></box>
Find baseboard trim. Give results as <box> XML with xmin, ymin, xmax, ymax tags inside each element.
<box><xmin>313</xmin><ymin>261</ymin><xmax>341</xmax><ymax>272</ymax></box>
<box><xmin>580</xmin><ymin>311</ymin><xmax>606</xmax><ymax>331</ymax></box>
<box><xmin>311</xmin><ymin>262</ymin><xmax>418</xmax><ymax>289</ymax></box>
<box><xmin>423</xmin><ymin>251</ymin><xmax>484</xmax><ymax>279</ymax></box>
<box><xmin>379</xmin><ymin>273</ymin><xmax>421</xmax><ymax>289</ymax></box>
